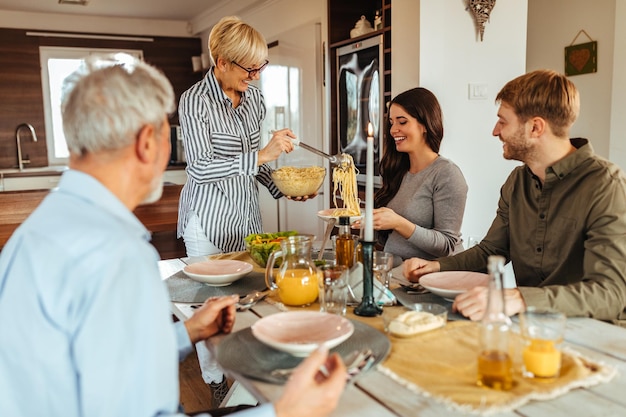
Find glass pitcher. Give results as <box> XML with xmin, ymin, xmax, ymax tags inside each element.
<box><xmin>266</xmin><ymin>235</ymin><xmax>319</xmax><ymax>307</ymax></box>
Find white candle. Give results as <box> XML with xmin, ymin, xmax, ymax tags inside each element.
<box><xmin>364</xmin><ymin>123</ymin><xmax>374</xmax><ymax>241</ymax></box>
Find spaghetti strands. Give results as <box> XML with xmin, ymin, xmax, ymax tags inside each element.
<box><xmin>332</xmin><ymin>154</ymin><xmax>361</xmax><ymax>216</ymax></box>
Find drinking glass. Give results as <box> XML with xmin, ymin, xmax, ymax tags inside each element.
<box><xmin>318</xmin><ymin>264</ymin><xmax>348</xmax><ymax>316</ymax></box>
<box><xmin>373</xmin><ymin>251</ymin><xmax>393</xmax><ymax>301</ymax></box>
<box><xmin>519</xmin><ymin>308</ymin><xmax>567</xmax><ymax>379</ymax></box>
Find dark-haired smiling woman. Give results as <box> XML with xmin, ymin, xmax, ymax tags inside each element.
<box><xmin>371</xmin><ymin>87</ymin><xmax>468</xmax><ymax>264</ymax></box>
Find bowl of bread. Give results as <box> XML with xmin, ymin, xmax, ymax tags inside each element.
<box><xmin>382</xmin><ymin>303</ymin><xmax>447</xmax><ymax>338</ymax></box>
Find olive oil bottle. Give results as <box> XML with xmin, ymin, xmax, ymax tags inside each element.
<box><xmin>477</xmin><ymin>255</ymin><xmax>513</xmax><ymax>390</ymax></box>
<box><xmin>335</xmin><ymin>216</ymin><xmax>355</xmax><ymax>268</ymax></box>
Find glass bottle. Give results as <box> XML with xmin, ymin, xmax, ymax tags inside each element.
<box><xmin>476</xmin><ymin>255</ymin><xmax>513</xmax><ymax>390</ymax></box>
<box><xmin>335</xmin><ymin>216</ymin><xmax>355</xmax><ymax>268</ymax></box>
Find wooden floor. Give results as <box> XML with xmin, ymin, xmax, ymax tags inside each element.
<box><xmin>179</xmin><ymin>349</ymin><xmax>220</xmax><ymax>413</ymax></box>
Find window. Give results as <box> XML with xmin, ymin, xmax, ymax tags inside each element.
<box><xmin>39</xmin><ymin>47</ymin><xmax>143</xmax><ymax>165</ymax></box>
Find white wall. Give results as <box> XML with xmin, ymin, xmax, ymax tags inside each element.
<box><xmin>527</xmin><ymin>0</ymin><xmax>616</xmax><ymax>160</ymax></box>
<box><xmin>609</xmin><ymin>1</ymin><xmax>626</xmax><ymax>169</ymax></box>
<box><xmin>408</xmin><ymin>0</ymin><xmax>527</xmax><ymax>244</ymax></box>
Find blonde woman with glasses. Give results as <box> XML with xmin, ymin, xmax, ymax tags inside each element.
<box><xmin>177</xmin><ymin>15</ymin><xmax>308</xmax><ymax>399</ymax></box>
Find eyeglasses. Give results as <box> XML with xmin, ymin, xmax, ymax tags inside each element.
<box><xmin>231</xmin><ymin>60</ymin><xmax>269</xmax><ymax>78</ymax></box>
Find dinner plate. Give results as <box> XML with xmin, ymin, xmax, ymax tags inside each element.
<box><xmin>182</xmin><ymin>260</ymin><xmax>253</xmax><ymax>286</ymax></box>
<box><xmin>217</xmin><ymin>319</ymin><xmax>390</xmax><ymax>384</ymax></box>
<box><xmin>418</xmin><ymin>271</ymin><xmax>490</xmax><ymax>301</ymax></box>
<box><xmin>251</xmin><ymin>311</ymin><xmax>354</xmax><ymax>357</ymax></box>
<box><xmin>317</xmin><ymin>208</ymin><xmax>362</xmax><ymax>224</ymax></box>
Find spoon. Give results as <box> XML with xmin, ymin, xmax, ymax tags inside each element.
<box><xmin>236</xmin><ymin>289</ymin><xmax>270</xmax><ymax>310</ymax></box>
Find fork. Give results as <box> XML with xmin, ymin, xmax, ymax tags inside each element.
<box><xmin>270</xmin><ymin>348</ymin><xmax>375</xmax><ymax>381</ymax></box>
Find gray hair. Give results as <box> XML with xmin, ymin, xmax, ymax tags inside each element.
<box><xmin>61</xmin><ymin>53</ymin><xmax>176</xmax><ymax>155</ymax></box>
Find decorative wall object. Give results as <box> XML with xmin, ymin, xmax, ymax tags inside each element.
<box><xmin>467</xmin><ymin>0</ymin><xmax>496</xmax><ymax>41</ymax></box>
<box><xmin>349</xmin><ymin>15</ymin><xmax>374</xmax><ymax>39</ymax></box>
<box><xmin>565</xmin><ymin>30</ymin><xmax>597</xmax><ymax>76</ymax></box>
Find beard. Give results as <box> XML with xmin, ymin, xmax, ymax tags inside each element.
<box><xmin>501</xmin><ymin>124</ymin><xmax>534</xmax><ymax>162</ymax></box>
<box><xmin>140</xmin><ymin>174</ymin><xmax>164</xmax><ymax>205</ymax></box>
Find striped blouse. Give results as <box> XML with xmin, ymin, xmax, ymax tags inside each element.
<box><xmin>177</xmin><ymin>68</ymin><xmax>281</xmax><ymax>253</ymax></box>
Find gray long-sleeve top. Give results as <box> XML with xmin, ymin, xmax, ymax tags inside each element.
<box><xmin>384</xmin><ymin>156</ymin><xmax>468</xmax><ymax>261</ymax></box>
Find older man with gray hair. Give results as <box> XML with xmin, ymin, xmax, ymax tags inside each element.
<box><xmin>0</xmin><ymin>54</ymin><xmax>345</xmax><ymax>417</ymax></box>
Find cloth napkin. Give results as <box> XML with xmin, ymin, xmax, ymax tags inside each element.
<box><xmin>377</xmin><ymin>321</ymin><xmax>617</xmax><ymax>415</ymax></box>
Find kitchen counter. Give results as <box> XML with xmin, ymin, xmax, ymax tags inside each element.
<box><xmin>0</xmin><ymin>165</ymin><xmax>186</xmax><ymax>192</ymax></box>
<box><xmin>0</xmin><ymin>183</ymin><xmax>184</xmax><ymax>257</ymax></box>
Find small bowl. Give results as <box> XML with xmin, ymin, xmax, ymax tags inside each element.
<box><xmin>271</xmin><ymin>166</ymin><xmax>326</xmax><ymax>197</ymax></box>
<box><xmin>251</xmin><ymin>311</ymin><xmax>354</xmax><ymax>357</ymax></box>
<box><xmin>382</xmin><ymin>303</ymin><xmax>447</xmax><ymax>337</ymax></box>
<box><xmin>183</xmin><ymin>260</ymin><xmax>253</xmax><ymax>286</ymax></box>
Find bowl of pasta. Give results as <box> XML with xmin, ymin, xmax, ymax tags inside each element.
<box><xmin>271</xmin><ymin>166</ymin><xmax>326</xmax><ymax>197</ymax></box>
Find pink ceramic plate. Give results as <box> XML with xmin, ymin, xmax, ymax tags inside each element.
<box><xmin>183</xmin><ymin>260</ymin><xmax>253</xmax><ymax>286</ymax></box>
<box><xmin>419</xmin><ymin>271</ymin><xmax>490</xmax><ymax>301</ymax></box>
<box><xmin>317</xmin><ymin>209</ymin><xmax>362</xmax><ymax>224</ymax></box>
<box><xmin>251</xmin><ymin>311</ymin><xmax>354</xmax><ymax>357</ymax></box>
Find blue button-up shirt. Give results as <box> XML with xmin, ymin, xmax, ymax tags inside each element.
<box><xmin>0</xmin><ymin>170</ymin><xmax>274</xmax><ymax>417</ymax></box>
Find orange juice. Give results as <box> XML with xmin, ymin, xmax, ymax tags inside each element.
<box><xmin>523</xmin><ymin>338</ymin><xmax>561</xmax><ymax>378</ymax></box>
<box><xmin>477</xmin><ymin>350</ymin><xmax>513</xmax><ymax>390</ymax></box>
<box><xmin>276</xmin><ymin>269</ymin><xmax>319</xmax><ymax>306</ymax></box>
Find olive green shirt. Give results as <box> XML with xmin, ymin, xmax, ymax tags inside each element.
<box><xmin>439</xmin><ymin>139</ymin><xmax>626</xmax><ymax>325</ymax></box>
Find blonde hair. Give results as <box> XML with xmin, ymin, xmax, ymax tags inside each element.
<box><xmin>208</xmin><ymin>16</ymin><xmax>268</xmax><ymax>68</ymax></box>
<box><xmin>496</xmin><ymin>69</ymin><xmax>580</xmax><ymax>137</ymax></box>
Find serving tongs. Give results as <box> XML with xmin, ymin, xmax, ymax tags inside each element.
<box><xmin>297</xmin><ymin>142</ymin><xmax>348</xmax><ymax>166</ymax></box>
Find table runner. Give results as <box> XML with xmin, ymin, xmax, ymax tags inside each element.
<box><xmin>377</xmin><ymin>320</ymin><xmax>617</xmax><ymax>415</ymax></box>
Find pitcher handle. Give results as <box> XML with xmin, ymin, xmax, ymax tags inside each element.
<box><xmin>265</xmin><ymin>250</ymin><xmax>283</xmax><ymax>290</ymax></box>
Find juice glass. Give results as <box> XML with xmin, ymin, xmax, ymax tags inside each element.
<box><xmin>519</xmin><ymin>308</ymin><xmax>567</xmax><ymax>379</ymax></box>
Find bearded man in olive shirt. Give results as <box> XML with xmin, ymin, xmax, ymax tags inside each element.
<box><xmin>403</xmin><ymin>69</ymin><xmax>626</xmax><ymax>326</ymax></box>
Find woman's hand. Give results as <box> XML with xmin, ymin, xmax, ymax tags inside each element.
<box><xmin>259</xmin><ymin>128</ymin><xmax>296</xmax><ymax>165</ymax></box>
<box><xmin>286</xmin><ymin>192</ymin><xmax>318</xmax><ymax>202</ymax></box>
<box><xmin>183</xmin><ymin>295</ymin><xmax>238</xmax><ymax>344</ymax></box>
<box><xmin>353</xmin><ymin>207</ymin><xmax>416</xmax><ymax>239</ymax></box>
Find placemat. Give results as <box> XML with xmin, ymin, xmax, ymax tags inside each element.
<box><xmin>216</xmin><ymin>319</ymin><xmax>391</xmax><ymax>384</ymax></box>
<box><xmin>164</xmin><ymin>269</ymin><xmax>266</xmax><ymax>303</ymax></box>
<box><xmin>377</xmin><ymin>321</ymin><xmax>617</xmax><ymax>415</ymax></box>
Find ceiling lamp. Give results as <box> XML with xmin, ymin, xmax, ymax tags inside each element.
<box><xmin>58</xmin><ymin>0</ymin><xmax>89</xmax><ymax>5</ymax></box>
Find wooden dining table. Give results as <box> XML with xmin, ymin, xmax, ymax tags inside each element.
<box><xmin>159</xmin><ymin>257</ymin><xmax>626</xmax><ymax>417</ymax></box>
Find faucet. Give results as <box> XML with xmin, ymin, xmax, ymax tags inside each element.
<box><xmin>16</xmin><ymin>123</ymin><xmax>38</xmax><ymax>171</ymax></box>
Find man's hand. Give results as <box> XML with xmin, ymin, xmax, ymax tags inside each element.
<box><xmin>452</xmin><ymin>287</ymin><xmax>526</xmax><ymax>321</ymax></box>
<box><xmin>274</xmin><ymin>346</ymin><xmax>347</xmax><ymax>417</ymax></box>
<box><xmin>184</xmin><ymin>295</ymin><xmax>238</xmax><ymax>344</ymax></box>
<box><xmin>402</xmin><ymin>258</ymin><xmax>441</xmax><ymax>282</ymax></box>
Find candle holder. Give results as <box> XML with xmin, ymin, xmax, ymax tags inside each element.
<box><xmin>354</xmin><ymin>239</ymin><xmax>382</xmax><ymax>317</ymax></box>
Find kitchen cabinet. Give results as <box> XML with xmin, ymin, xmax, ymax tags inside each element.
<box><xmin>328</xmin><ymin>0</ymin><xmax>392</xmax><ymax>158</ymax></box>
